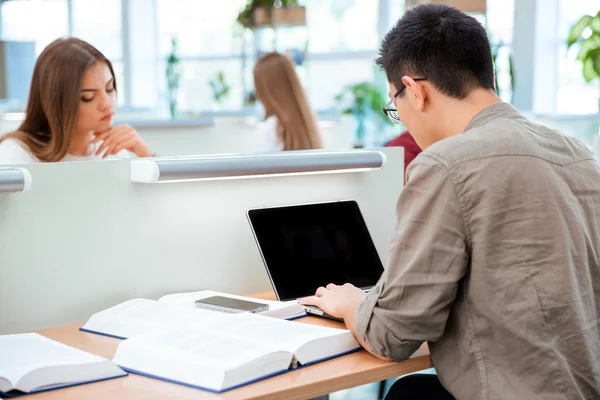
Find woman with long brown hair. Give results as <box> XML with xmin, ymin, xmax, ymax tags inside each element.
<box><xmin>253</xmin><ymin>52</ymin><xmax>323</xmax><ymax>151</ymax></box>
<box><xmin>0</xmin><ymin>37</ymin><xmax>154</xmax><ymax>164</ymax></box>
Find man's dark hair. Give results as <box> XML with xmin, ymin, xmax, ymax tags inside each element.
<box><xmin>377</xmin><ymin>4</ymin><xmax>495</xmax><ymax>99</ymax></box>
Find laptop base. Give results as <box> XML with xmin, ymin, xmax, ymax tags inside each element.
<box><xmin>303</xmin><ymin>305</ymin><xmax>344</xmax><ymax>322</ymax></box>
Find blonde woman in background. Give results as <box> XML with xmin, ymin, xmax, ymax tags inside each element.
<box><xmin>253</xmin><ymin>52</ymin><xmax>323</xmax><ymax>151</ymax></box>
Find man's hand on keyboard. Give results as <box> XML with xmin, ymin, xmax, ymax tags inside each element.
<box><xmin>300</xmin><ymin>283</ymin><xmax>388</xmax><ymax>360</ymax></box>
<box><xmin>300</xmin><ymin>283</ymin><xmax>365</xmax><ymax>320</ymax></box>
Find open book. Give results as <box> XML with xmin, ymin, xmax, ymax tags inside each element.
<box><xmin>158</xmin><ymin>290</ymin><xmax>306</xmax><ymax>320</ymax></box>
<box><xmin>0</xmin><ymin>333</ymin><xmax>126</xmax><ymax>397</ymax></box>
<box><xmin>80</xmin><ymin>290</ymin><xmax>305</xmax><ymax>339</ymax></box>
<box><xmin>112</xmin><ymin>312</ymin><xmax>360</xmax><ymax>393</ymax></box>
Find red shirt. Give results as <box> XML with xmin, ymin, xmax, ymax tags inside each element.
<box><xmin>385</xmin><ymin>131</ymin><xmax>422</xmax><ymax>173</ymax></box>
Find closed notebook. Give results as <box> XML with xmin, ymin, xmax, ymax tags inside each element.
<box><xmin>80</xmin><ymin>290</ymin><xmax>306</xmax><ymax>340</ymax></box>
<box><xmin>0</xmin><ymin>333</ymin><xmax>126</xmax><ymax>397</ymax></box>
<box><xmin>112</xmin><ymin>312</ymin><xmax>360</xmax><ymax>393</ymax></box>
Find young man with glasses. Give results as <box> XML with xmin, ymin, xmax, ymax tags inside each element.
<box><xmin>302</xmin><ymin>4</ymin><xmax>600</xmax><ymax>399</ymax></box>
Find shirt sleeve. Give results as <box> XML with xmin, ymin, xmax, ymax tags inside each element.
<box><xmin>355</xmin><ymin>153</ymin><xmax>470</xmax><ymax>361</ymax></box>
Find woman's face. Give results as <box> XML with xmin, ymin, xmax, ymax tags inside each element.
<box><xmin>76</xmin><ymin>62</ymin><xmax>116</xmax><ymax>135</ymax></box>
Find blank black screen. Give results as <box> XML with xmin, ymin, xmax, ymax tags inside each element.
<box><xmin>248</xmin><ymin>201</ymin><xmax>384</xmax><ymax>301</ymax></box>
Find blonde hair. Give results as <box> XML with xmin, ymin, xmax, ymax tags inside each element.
<box><xmin>253</xmin><ymin>52</ymin><xmax>323</xmax><ymax>151</ymax></box>
<box><xmin>0</xmin><ymin>38</ymin><xmax>116</xmax><ymax>162</ymax></box>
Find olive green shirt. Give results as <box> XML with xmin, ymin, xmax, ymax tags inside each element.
<box><xmin>356</xmin><ymin>103</ymin><xmax>600</xmax><ymax>399</ymax></box>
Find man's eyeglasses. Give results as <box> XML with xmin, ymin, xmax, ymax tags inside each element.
<box><xmin>382</xmin><ymin>77</ymin><xmax>427</xmax><ymax>124</ymax></box>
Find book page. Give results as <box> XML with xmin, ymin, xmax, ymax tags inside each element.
<box><xmin>117</xmin><ymin>326</ymin><xmax>287</xmax><ymax>369</ymax></box>
<box><xmin>113</xmin><ymin>326</ymin><xmax>293</xmax><ymax>391</ymax></box>
<box><xmin>196</xmin><ymin>313</ymin><xmax>356</xmax><ymax>355</ymax></box>
<box><xmin>81</xmin><ymin>298</ymin><xmax>225</xmax><ymax>339</ymax></box>
<box><xmin>112</xmin><ymin>314</ymin><xmax>358</xmax><ymax>390</ymax></box>
<box><xmin>0</xmin><ymin>333</ymin><xmax>107</xmax><ymax>389</ymax></box>
<box><xmin>0</xmin><ymin>377</ymin><xmax>11</xmax><ymax>393</ymax></box>
<box><xmin>158</xmin><ymin>290</ymin><xmax>305</xmax><ymax>319</ymax></box>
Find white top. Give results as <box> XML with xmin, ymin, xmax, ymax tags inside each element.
<box><xmin>0</xmin><ymin>138</ymin><xmax>131</xmax><ymax>165</ymax></box>
<box><xmin>261</xmin><ymin>116</ymin><xmax>284</xmax><ymax>152</ymax></box>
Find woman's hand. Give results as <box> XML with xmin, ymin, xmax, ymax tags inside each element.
<box><xmin>91</xmin><ymin>124</ymin><xmax>153</xmax><ymax>158</ymax></box>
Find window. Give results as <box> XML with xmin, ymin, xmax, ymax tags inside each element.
<box><xmin>388</xmin><ymin>0</ymin><xmax>406</xmax><ymax>27</ymax></box>
<box><xmin>70</xmin><ymin>0</ymin><xmax>124</xmax><ymax>105</ymax></box>
<box><xmin>177</xmin><ymin>59</ymin><xmax>244</xmax><ymax>111</ymax></box>
<box><xmin>301</xmin><ymin>0</ymin><xmax>381</xmax><ymax>111</ymax></box>
<box><xmin>1</xmin><ymin>0</ymin><xmax>413</xmax><ymax>114</ymax></box>
<box><xmin>1</xmin><ymin>0</ymin><xmax>68</xmax><ymax>55</ymax></box>
<box><xmin>156</xmin><ymin>0</ymin><xmax>246</xmax><ymax>57</ymax></box>
<box><xmin>304</xmin><ymin>0</ymin><xmax>379</xmax><ymax>53</ymax></box>
<box><xmin>486</xmin><ymin>0</ymin><xmax>515</xmax><ymax>103</ymax></box>
<box><xmin>556</xmin><ymin>0</ymin><xmax>599</xmax><ymax>115</ymax></box>
<box><xmin>306</xmin><ymin>59</ymin><xmax>378</xmax><ymax>111</ymax></box>
<box><xmin>154</xmin><ymin>0</ymin><xmax>384</xmax><ymax>113</ymax></box>
<box><xmin>156</xmin><ymin>0</ymin><xmax>247</xmax><ymax>111</ymax></box>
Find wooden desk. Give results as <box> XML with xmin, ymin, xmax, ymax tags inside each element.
<box><xmin>28</xmin><ymin>294</ymin><xmax>432</xmax><ymax>400</ymax></box>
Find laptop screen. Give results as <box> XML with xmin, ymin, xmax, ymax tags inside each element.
<box><xmin>248</xmin><ymin>200</ymin><xmax>384</xmax><ymax>301</ymax></box>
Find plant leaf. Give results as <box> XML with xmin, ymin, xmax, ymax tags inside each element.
<box><xmin>576</xmin><ymin>34</ymin><xmax>600</xmax><ymax>61</ymax></box>
<box><xmin>582</xmin><ymin>54</ymin><xmax>600</xmax><ymax>82</ymax></box>
<box><xmin>568</xmin><ymin>15</ymin><xmax>593</xmax><ymax>47</ymax></box>
<box><xmin>592</xmin><ymin>49</ymin><xmax>600</xmax><ymax>78</ymax></box>
<box><xmin>591</xmin><ymin>13</ymin><xmax>600</xmax><ymax>34</ymax></box>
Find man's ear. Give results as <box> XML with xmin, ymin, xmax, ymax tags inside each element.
<box><xmin>402</xmin><ymin>76</ymin><xmax>427</xmax><ymax>112</ymax></box>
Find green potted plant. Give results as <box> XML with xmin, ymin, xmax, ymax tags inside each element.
<box><xmin>334</xmin><ymin>82</ymin><xmax>392</xmax><ymax>147</ymax></box>
<box><xmin>208</xmin><ymin>71</ymin><xmax>231</xmax><ymax>109</ymax></box>
<box><xmin>165</xmin><ymin>38</ymin><xmax>182</xmax><ymax>120</ymax></box>
<box><xmin>568</xmin><ymin>9</ymin><xmax>600</xmax><ymax>83</ymax></box>
<box><xmin>568</xmin><ymin>9</ymin><xmax>600</xmax><ymax>156</ymax></box>
<box><xmin>237</xmin><ymin>0</ymin><xmax>305</xmax><ymax>29</ymax></box>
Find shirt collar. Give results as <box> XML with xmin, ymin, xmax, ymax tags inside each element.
<box><xmin>464</xmin><ymin>102</ymin><xmax>522</xmax><ymax>132</ymax></box>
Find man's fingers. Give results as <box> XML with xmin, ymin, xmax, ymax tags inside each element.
<box><xmin>315</xmin><ymin>286</ymin><xmax>328</xmax><ymax>297</ymax></box>
<box><xmin>326</xmin><ymin>283</ymin><xmax>337</xmax><ymax>290</ymax></box>
<box><xmin>299</xmin><ymin>295</ymin><xmax>321</xmax><ymax>306</ymax></box>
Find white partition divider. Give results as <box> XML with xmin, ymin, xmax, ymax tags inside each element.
<box><xmin>130</xmin><ymin>150</ymin><xmax>385</xmax><ymax>183</ymax></box>
<box><xmin>0</xmin><ymin>148</ymin><xmax>404</xmax><ymax>334</ymax></box>
<box><xmin>0</xmin><ymin>167</ymin><xmax>31</xmax><ymax>193</ymax></box>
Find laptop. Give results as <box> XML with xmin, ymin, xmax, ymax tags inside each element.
<box><xmin>247</xmin><ymin>200</ymin><xmax>385</xmax><ymax>321</ymax></box>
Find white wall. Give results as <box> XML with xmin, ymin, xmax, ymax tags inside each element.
<box><xmin>0</xmin><ymin>148</ymin><xmax>404</xmax><ymax>333</ymax></box>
